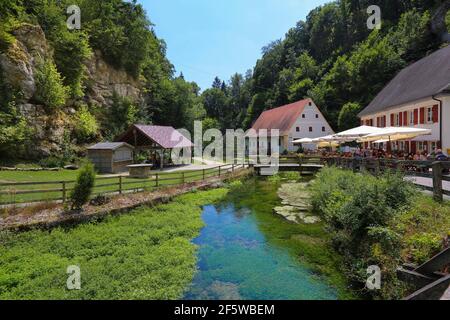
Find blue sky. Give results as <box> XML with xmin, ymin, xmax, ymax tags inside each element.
<box><xmin>139</xmin><ymin>0</ymin><xmax>330</xmax><ymax>90</ymax></box>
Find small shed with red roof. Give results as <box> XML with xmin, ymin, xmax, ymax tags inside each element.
<box><xmin>116</xmin><ymin>124</ymin><xmax>194</xmax><ymax>169</ymax></box>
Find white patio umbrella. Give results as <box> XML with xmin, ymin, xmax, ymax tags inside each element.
<box><xmin>359</xmin><ymin>127</ymin><xmax>432</xmax><ymax>143</ymax></box>
<box><xmin>334</xmin><ymin>125</ymin><xmax>385</xmax><ymax>140</ymax></box>
<box><xmin>293</xmin><ymin>137</ymin><xmax>314</xmax><ymax>144</ymax></box>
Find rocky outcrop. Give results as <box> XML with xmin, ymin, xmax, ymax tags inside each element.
<box><xmin>0</xmin><ymin>23</ymin><xmax>143</xmax><ymax>158</ymax></box>
<box><xmin>84</xmin><ymin>50</ymin><xmax>142</xmax><ymax>106</ymax></box>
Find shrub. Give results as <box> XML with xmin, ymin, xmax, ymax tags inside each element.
<box><xmin>69</xmin><ymin>162</ymin><xmax>96</xmax><ymax>210</ymax></box>
<box><xmin>38</xmin><ymin>156</ymin><xmax>64</xmax><ymax>168</ymax></box>
<box><xmin>309</xmin><ymin>167</ymin><xmax>417</xmax><ymax>298</ymax></box>
<box><xmin>34</xmin><ymin>59</ymin><xmax>68</xmax><ymax>111</ymax></box>
<box><xmin>74</xmin><ymin>105</ymin><xmax>99</xmax><ymax>143</ymax></box>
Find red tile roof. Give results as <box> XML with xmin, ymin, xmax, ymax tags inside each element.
<box><xmin>251</xmin><ymin>99</ymin><xmax>311</xmax><ymax>135</ymax></box>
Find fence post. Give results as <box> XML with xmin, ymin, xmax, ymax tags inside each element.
<box><xmin>182</xmin><ymin>172</ymin><xmax>185</xmax><ymax>184</ymax></box>
<box><xmin>119</xmin><ymin>176</ymin><xmax>123</xmax><ymax>194</ymax></box>
<box><xmin>62</xmin><ymin>181</ymin><xmax>66</xmax><ymax>203</ymax></box>
<box><xmin>352</xmin><ymin>158</ymin><xmax>358</xmax><ymax>173</ymax></box>
<box><xmin>218</xmin><ymin>166</ymin><xmax>221</xmax><ymax>177</ymax></box>
<box><xmin>432</xmin><ymin>162</ymin><xmax>443</xmax><ymax>202</ymax></box>
<box><xmin>155</xmin><ymin>173</ymin><xmax>159</xmax><ymax>187</ymax></box>
<box><xmin>375</xmin><ymin>159</ymin><xmax>380</xmax><ymax>176</ymax></box>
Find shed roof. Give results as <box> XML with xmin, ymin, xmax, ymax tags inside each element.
<box><xmin>117</xmin><ymin>125</ymin><xmax>194</xmax><ymax>149</ymax></box>
<box><xmin>359</xmin><ymin>45</ymin><xmax>450</xmax><ymax>117</ymax></box>
<box><xmin>87</xmin><ymin>142</ymin><xmax>134</xmax><ymax>151</ymax></box>
<box><xmin>251</xmin><ymin>99</ymin><xmax>311</xmax><ymax>135</ymax></box>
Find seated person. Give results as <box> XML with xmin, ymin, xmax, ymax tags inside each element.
<box><xmin>435</xmin><ymin>149</ymin><xmax>448</xmax><ymax>161</ymax></box>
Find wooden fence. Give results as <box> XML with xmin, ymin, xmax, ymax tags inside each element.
<box><xmin>0</xmin><ymin>164</ymin><xmax>246</xmax><ymax>206</ymax></box>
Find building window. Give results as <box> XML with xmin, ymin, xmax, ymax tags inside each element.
<box><xmin>322</xmin><ymin>126</ymin><xmax>325</xmax><ymax>132</ymax></box>
<box><xmin>315</xmin><ymin>114</ymin><xmax>319</xmax><ymax>119</ymax></box>
<box><xmin>431</xmin><ymin>141</ymin><xmax>437</xmax><ymax>151</ymax></box>
<box><xmin>309</xmin><ymin>127</ymin><xmax>313</xmax><ymax>132</ymax></box>
<box><xmin>427</xmin><ymin>107</ymin><xmax>433</xmax><ymax>123</ymax></box>
<box><xmin>395</xmin><ymin>114</ymin><xmax>400</xmax><ymax>126</ymax></box>
<box><xmin>296</xmin><ymin>127</ymin><xmax>300</xmax><ymax>132</ymax></box>
<box><xmin>302</xmin><ymin>114</ymin><xmax>306</xmax><ymax>119</ymax></box>
<box><xmin>409</xmin><ymin>111</ymin><xmax>414</xmax><ymax>125</ymax></box>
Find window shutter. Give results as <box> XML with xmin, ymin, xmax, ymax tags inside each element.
<box><xmin>390</xmin><ymin>114</ymin><xmax>394</xmax><ymax>126</ymax></box>
<box><xmin>399</xmin><ymin>112</ymin><xmax>403</xmax><ymax>127</ymax></box>
<box><xmin>383</xmin><ymin>115</ymin><xmax>386</xmax><ymax>127</ymax></box>
<box><xmin>414</xmin><ymin>109</ymin><xmax>418</xmax><ymax>125</ymax></box>
<box><xmin>420</xmin><ymin>108</ymin><xmax>425</xmax><ymax>124</ymax></box>
<box><xmin>432</xmin><ymin>105</ymin><xmax>439</xmax><ymax>123</ymax></box>
<box><xmin>403</xmin><ymin>111</ymin><xmax>407</xmax><ymax>126</ymax></box>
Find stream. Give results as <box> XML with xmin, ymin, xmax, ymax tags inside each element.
<box><xmin>184</xmin><ymin>176</ymin><xmax>340</xmax><ymax>300</ymax></box>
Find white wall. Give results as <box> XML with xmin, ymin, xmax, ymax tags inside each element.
<box><xmin>286</xmin><ymin>101</ymin><xmax>334</xmax><ymax>152</ymax></box>
<box><xmin>442</xmin><ymin>96</ymin><xmax>450</xmax><ymax>155</ymax></box>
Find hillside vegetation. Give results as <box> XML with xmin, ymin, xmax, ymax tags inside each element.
<box><xmin>201</xmin><ymin>0</ymin><xmax>449</xmax><ymax>131</ymax></box>
<box><xmin>0</xmin><ymin>1</ymin><xmax>449</xmax><ymax>163</ymax></box>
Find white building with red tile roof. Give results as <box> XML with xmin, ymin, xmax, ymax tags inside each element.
<box><xmin>250</xmin><ymin>98</ymin><xmax>334</xmax><ymax>152</ymax></box>
<box><xmin>359</xmin><ymin>45</ymin><xmax>450</xmax><ymax>155</ymax></box>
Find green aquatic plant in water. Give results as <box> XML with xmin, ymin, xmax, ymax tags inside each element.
<box><xmin>0</xmin><ymin>189</ymin><xmax>228</xmax><ymax>300</ymax></box>
<box><xmin>185</xmin><ymin>176</ymin><xmax>354</xmax><ymax>300</ymax></box>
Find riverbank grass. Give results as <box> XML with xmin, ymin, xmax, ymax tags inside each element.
<box><xmin>0</xmin><ymin>188</ymin><xmax>228</xmax><ymax>299</ymax></box>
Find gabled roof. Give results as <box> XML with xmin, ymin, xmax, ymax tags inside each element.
<box><xmin>117</xmin><ymin>125</ymin><xmax>193</xmax><ymax>149</ymax></box>
<box><xmin>251</xmin><ymin>99</ymin><xmax>311</xmax><ymax>135</ymax></box>
<box><xmin>359</xmin><ymin>45</ymin><xmax>450</xmax><ymax>117</ymax></box>
<box><xmin>87</xmin><ymin>142</ymin><xmax>134</xmax><ymax>151</ymax></box>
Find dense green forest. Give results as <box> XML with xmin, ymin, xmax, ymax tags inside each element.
<box><xmin>0</xmin><ymin>0</ymin><xmax>449</xmax><ymax>162</ymax></box>
<box><xmin>204</xmin><ymin>0</ymin><xmax>449</xmax><ymax>131</ymax></box>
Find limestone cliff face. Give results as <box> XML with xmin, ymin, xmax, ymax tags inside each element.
<box><xmin>85</xmin><ymin>50</ymin><xmax>142</xmax><ymax>106</ymax></box>
<box><xmin>0</xmin><ymin>24</ymin><xmax>142</xmax><ymax>157</ymax></box>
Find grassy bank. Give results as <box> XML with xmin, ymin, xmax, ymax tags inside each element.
<box><xmin>0</xmin><ymin>167</ymin><xmax>226</xmax><ymax>205</ymax></box>
<box><xmin>309</xmin><ymin>167</ymin><xmax>450</xmax><ymax>299</ymax></box>
<box><xmin>0</xmin><ymin>188</ymin><xmax>228</xmax><ymax>299</ymax></box>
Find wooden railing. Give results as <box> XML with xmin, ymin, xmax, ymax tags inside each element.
<box><xmin>0</xmin><ymin>164</ymin><xmax>247</xmax><ymax>206</ymax></box>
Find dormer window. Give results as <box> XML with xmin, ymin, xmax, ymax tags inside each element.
<box><xmin>296</xmin><ymin>127</ymin><xmax>300</xmax><ymax>132</ymax></box>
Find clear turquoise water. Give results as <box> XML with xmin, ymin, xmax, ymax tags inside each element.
<box><xmin>184</xmin><ymin>180</ymin><xmax>338</xmax><ymax>300</ymax></box>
